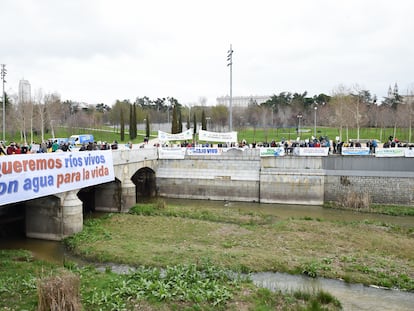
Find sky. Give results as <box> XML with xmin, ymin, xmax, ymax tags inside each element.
<box><xmin>1</xmin><ymin>0</ymin><xmax>414</xmax><ymax>106</ymax></box>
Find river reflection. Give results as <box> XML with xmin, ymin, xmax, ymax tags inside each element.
<box><xmin>252</xmin><ymin>272</ymin><xmax>414</xmax><ymax>311</ymax></box>
<box><xmin>1</xmin><ymin>199</ymin><xmax>413</xmax><ymax>310</ymax></box>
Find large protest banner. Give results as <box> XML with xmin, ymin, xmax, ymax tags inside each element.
<box><xmin>158</xmin><ymin>129</ymin><xmax>193</xmax><ymax>142</ymax></box>
<box><xmin>375</xmin><ymin>148</ymin><xmax>406</xmax><ymax>157</ymax></box>
<box><xmin>0</xmin><ymin>151</ymin><xmax>115</xmax><ymax>205</ymax></box>
<box><xmin>198</xmin><ymin>130</ymin><xmax>238</xmax><ymax>143</ymax></box>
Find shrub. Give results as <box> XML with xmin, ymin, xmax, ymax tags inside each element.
<box><xmin>37</xmin><ymin>271</ymin><xmax>82</xmax><ymax>311</ymax></box>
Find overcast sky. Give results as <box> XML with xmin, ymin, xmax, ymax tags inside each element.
<box><xmin>1</xmin><ymin>0</ymin><xmax>413</xmax><ymax>106</ymax></box>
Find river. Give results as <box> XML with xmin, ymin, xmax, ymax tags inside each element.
<box><xmin>1</xmin><ymin>199</ymin><xmax>413</xmax><ymax>310</ymax></box>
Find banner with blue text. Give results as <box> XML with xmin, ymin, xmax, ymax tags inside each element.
<box><xmin>0</xmin><ymin>151</ymin><xmax>115</xmax><ymax>205</ymax></box>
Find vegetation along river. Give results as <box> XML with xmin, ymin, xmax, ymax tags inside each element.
<box><xmin>1</xmin><ymin>198</ymin><xmax>413</xmax><ymax>310</ymax></box>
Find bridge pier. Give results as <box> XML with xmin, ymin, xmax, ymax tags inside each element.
<box><xmin>25</xmin><ymin>190</ymin><xmax>83</xmax><ymax>241</ymax></box>
<box><xmin>121</xmin><ymin>177</ymin><xmax>136</xmax><ymax>212</ymax></box>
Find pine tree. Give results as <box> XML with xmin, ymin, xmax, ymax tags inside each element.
<box><xmin>171</xmin><ymin>104</ymin><xmax>179</xmax><ymax>134</ymax></box>
<box><xmin>201</xmin><ymin>109</ymin><xmax>207</xmax><ymax>130</ymax></box>
<box><xmin>145</xmin><ymin>114</ymin><xmax>150</xmax><ymax>139</ymax></box>
<box><xmin>120</xmin><ymin>108</ymin><xmax>125</xmax><ymax>141</ymax></box>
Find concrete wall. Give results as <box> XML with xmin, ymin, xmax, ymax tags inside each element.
<box><xmin>156</xmin><ymin>152</ymin><xmax>414</xmax><ymax>206</ymax></box>
<box><xmin>156</xmin><ymin>149</ymin><xmax>261</xmax><ymax>202</ymax></box>
<box><xmin>323</xmin><ymin>157</ymin><xmax>414</xmax><ymax>205</ymax></box>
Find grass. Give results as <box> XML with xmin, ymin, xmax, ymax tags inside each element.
<box><xmin>4</xmin><ymin>126</ymin><xmax>155</xmax><ymax>145</ymax></box>
<box><xmin>324</xmin><ymin>202</ymin><xmax>414</xmax><ymax>217</ymax></box>
<box><xmin>0</xmin><ymin>250</ymin><xmax>342</xmax><ymax>310</ymax></box>
<box><xmin>64</xmin><ymin>200</ymin><xmax>414</xmax><ymax>291</ymax></box>
<box><xmin>5</xmin><ymin>126</ymin><xmax>413</xmax><ymax>145</ymax></box>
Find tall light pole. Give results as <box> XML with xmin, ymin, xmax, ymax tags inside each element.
<box><xmin>314</xmin><ymin>106</ymin><xmax>318</xmax><ymax>138</ymax></box>
<box><xmin>297</xmin><ymin>113</ymin><xmax>303</xmax><ymax>139</ymax></box>
<box><xmin>1</xmin><ymin>64</ymin><xmax>6</xmax><ymax>142</ymax></box>
<box><xmin>227</xmin><ymin>44</ymin><xmax>233</xmax><ymax>132</ymax></box>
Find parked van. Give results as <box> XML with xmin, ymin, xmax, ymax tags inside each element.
<box><xmin>69</xmin><ymin>134</ymin><xmax>94</xmax><ymax>146</ymax></box>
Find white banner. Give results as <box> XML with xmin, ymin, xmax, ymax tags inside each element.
<box><xmin>198</xmin><ymin>130</ymin><xmax>238</xmax><ymax>143</ymax></box>
<box><xmin>341</xmin><ymin>147</ymin><xmax>370</xmax><ymax>156</ymax></box>
<box><xmin>0</xmin><ymin>151</ymin><xmax>115</xmax><ymax>205</ymax></box>
<box><xmin>260</xmin><ymin>147</ymin><xmax>285</xmax><ymax>157</ymax></box>
<box><xmin>187</xmin><ymin>147</ymin><xmax>222</xmax><ymax>155</ymax></box>
<box><xmin>404</xmin><ymin>148</ymin><xmax>414</xmax><ymax>157</ymax></box>
<box><xmin>293</xmin><ymin>147</ymin><xmax>329</xmax><ymax>156</ymax></box>
<box><xmin>375</xmin><ymin>148</ymin><xmax>406</xmax><ymax>157</ymax></box>
<box><xmin>158</xmin><ymin>147</ymin><xmax>186</xmax><ymax>159</ymax></box>
<box><xmin>158</xmin><ymin>129</ymin><xmax>193</xmax><ymax>142</ymax></box>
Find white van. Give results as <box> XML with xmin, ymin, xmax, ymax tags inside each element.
<box><xmin>69</xmin><ymin>134</ymin><xmax>94</xmax><ymax>146</ymax></box>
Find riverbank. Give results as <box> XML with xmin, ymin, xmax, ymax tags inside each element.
<box><xmin>0</xmin><ymin>249</ymin><xmax>341</xmax><ymax>310</ymax></box>
<box><xmin>1</xmin><ymin>200</ymin><xmax>413</xmax><ymax>310</ymax></box>
<box><xmin>65</xmin><ymin>200</ymin><xmax>414</xmax><ymax>291</ymax></box>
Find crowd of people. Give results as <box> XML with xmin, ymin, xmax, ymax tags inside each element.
<box><xmin>0</xmin><ymin>140</ymin><xmax>120</xmax><ymax>155</ymax></box>
<box><xmin>1</xmin><ymin>135</ymin><xmax>414</xmax><ymax>156</ymax></box>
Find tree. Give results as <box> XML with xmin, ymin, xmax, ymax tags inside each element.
<box><xmin>120</xmin><ymin>108</ymin><xmax>125</xmax><ymax>141</ymax></box>
<box><xmin>178</xmin><ymin>108</ymin><xmax>183</xmax><ymax>133</ymax></box>
<box><xmin>211</xmin><ymin>105</ymin><xmax>228</xmax><ymax>130</ymax></box>
<box><xmin>201</xmin><ymin>110</ymin><xmax>207</xmax><ymax>130</ymax></box>
<box><xmin>348</xmin><ymin>86</ymin><xmax>369</xmax><ymax>141</ymax></box>
<box><xmin>129</xmin><ymin>103</ymin><xmax>137</xmax><ymax>140</ymax></box>
<box><xmin>145</xmin><ymin>114</ymin><xmax>150</xmax><ymax>139</ymax></box>
<box><xmin>171</xmin><ymin>103</ymin><xmax>179</xmax><ymax>134</ymax></box>
<box><xmin>192</xmin><ymin>112</ymin><xmax>197</xmax><ymax>143</ymax></box>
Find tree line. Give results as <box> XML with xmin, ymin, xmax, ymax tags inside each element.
<box><xmin>1</xmin><ymin>83</ymin><xmax>413</xmax><ymax>143</ymax></box>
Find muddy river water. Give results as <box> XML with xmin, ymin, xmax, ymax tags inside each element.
<box><xmin>1</xmin><ymin>199</ymin><xmax>413</xmax><ymax>310</ymax></box>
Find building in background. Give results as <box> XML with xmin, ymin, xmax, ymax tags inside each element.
<box><xmin>18</xmin><ymin>79</ymin><xmax>31</xmax><ymax>104</ymax></box>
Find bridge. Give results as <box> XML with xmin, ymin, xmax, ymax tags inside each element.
<box><xmin>0</xmin><ymin>148</ymin><xmax>158</xmax><ymax>241</ymax></box>
<box><xmin>1</xmin><ymin>146</ymin><xmax>413</xmax><ymax>241</ymax></box>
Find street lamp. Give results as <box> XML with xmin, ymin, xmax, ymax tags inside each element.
<box><xmin>296</xmin><ymin>113</ymin><xmax>303</xmax><ymax>138</ymax></box>
<box><xmin>314</xmin><ymin>106</ymin><xmax>318</xmax><ymax>138</ymax></box>
<box><xmin>1</xmin><ymin>64</ymin><xmax>6</xmax><ymax>142</ymax></box>
<box><xmin>206</xmin><ymin>117</ymin><xmax>211</xmax><ymax>130</ymax></box>
<box><xmin>227</xmin><ymin>44</ymin><xmax>233</xmax><ymax>132</ymax></box>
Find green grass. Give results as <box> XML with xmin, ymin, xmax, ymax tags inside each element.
<box><xmin>0</xmin><ymin>250</ymin><xmax>342</xmax><ymax>310</ymax></box>
<box><xmin>4</xmin><ymin>126</ymin><xmax>157</xmax><ymax>145</ymax></box>
<box><xmin>65</xmin><ymin>201</ymin><xmax>414</xmax><ymax>291</ymax></box>
<box><xmin>237</xmin><ymin>126</ymin><xmax>412</xmax><ymax>144</ymax></box>
<box><xmin>4</xmin><ymin>126</ymin><xmax>413</xmax><ymax>145</ymax></box>
<box><xmin>324</xmin><ymin>202</ymin><xmax>414</xmax><ymax>217</ymax></box>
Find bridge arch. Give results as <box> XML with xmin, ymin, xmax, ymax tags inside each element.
<box><xmin>77</xmin><ymin>178</ymin><xmax>122</xmax><ymax>213</ymax></box>
<box><xmin>131</xmin><ymin>167</ymin><xmax>157</xmax><ymax>201</ymax></box>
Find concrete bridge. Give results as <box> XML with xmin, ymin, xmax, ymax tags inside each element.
<box><xmin>2</xmin><ymin>148</ymin><xmax>158</xmax><ymax>241</ymax></box>
<box><xmin>2</xmin><ymin>147</ymin><xmax>414</xmax><ymax>241</ymax></box>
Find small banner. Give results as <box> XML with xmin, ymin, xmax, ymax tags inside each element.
<box><xmin>198</xmin><ymin>130</ymin><xmax>238</xmax><ymax>143</ymax></box>
<box><xmin>0</xmin><ymin>150</ymin><xmax>115</xmax><ymax>205</ymax></box>
<box><xmin>158</xmin><ymin>129</ymin><xmax>193</xmax><ymax>142</ymax></box>
<box><xmin>158</xmin><ymin>147</ymin><xmax>186</xmax><ymax>159</ymax></box>
<box><xmin>375</xmin><ymin>148</ymin><xmax>406</xmax><ymax>157</ymax></box>
<box><xmin>187</xmin><ymin>147</ymin><xmax>222</xmax><ymax>155</ymax></box>
<box><xmin>293</xmin><ymin>147</ymin><xmax>330</xmax><ymax>156</ymax></box>
<box><xmin>404</xmin><ymin>148</ymin><xmax>414</xmax><ymax>157</ymax></box>
<box><xmin>341</xmin><ymin>147</ymin><xmax>370</xmax><ymax>156</ymax></box>
<box><xmin>259</xmin><ymin>147</ymin><xmax>285</xmax><ymax>157</ymax></box>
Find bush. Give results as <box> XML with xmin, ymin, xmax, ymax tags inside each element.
<box><xmin>37</xmin><ymin>271</ymin><xmax>82</xmax><ymax>311</ymax></box>
<box><xmin>339</xmin><ymin>191</ymin><xmax>371</xmax><ymax>210</ymax></box>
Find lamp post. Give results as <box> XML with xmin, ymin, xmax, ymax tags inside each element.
<box><xmin>206</xmin><ymin>117</ymin><xmax>211</xmax><ymax>131</ymax></box>
<box><xmin>296</xmin><ymin>113</ymin><xmax>303</xmax><ymax>138</ymax></box>
<box><xmin>227</xmin><ymin>44</ymin><xmax>233</xmax><ymax>132</ymax></box>
<box><xmin>1</xmin><ymin>64</ymin><xmax>6</xmax><ymax>142</ymax></box>
<box><xmin>314</xmin><ymin>106</ymin><xmax>318</xmax><ymax>138</ymax></box>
